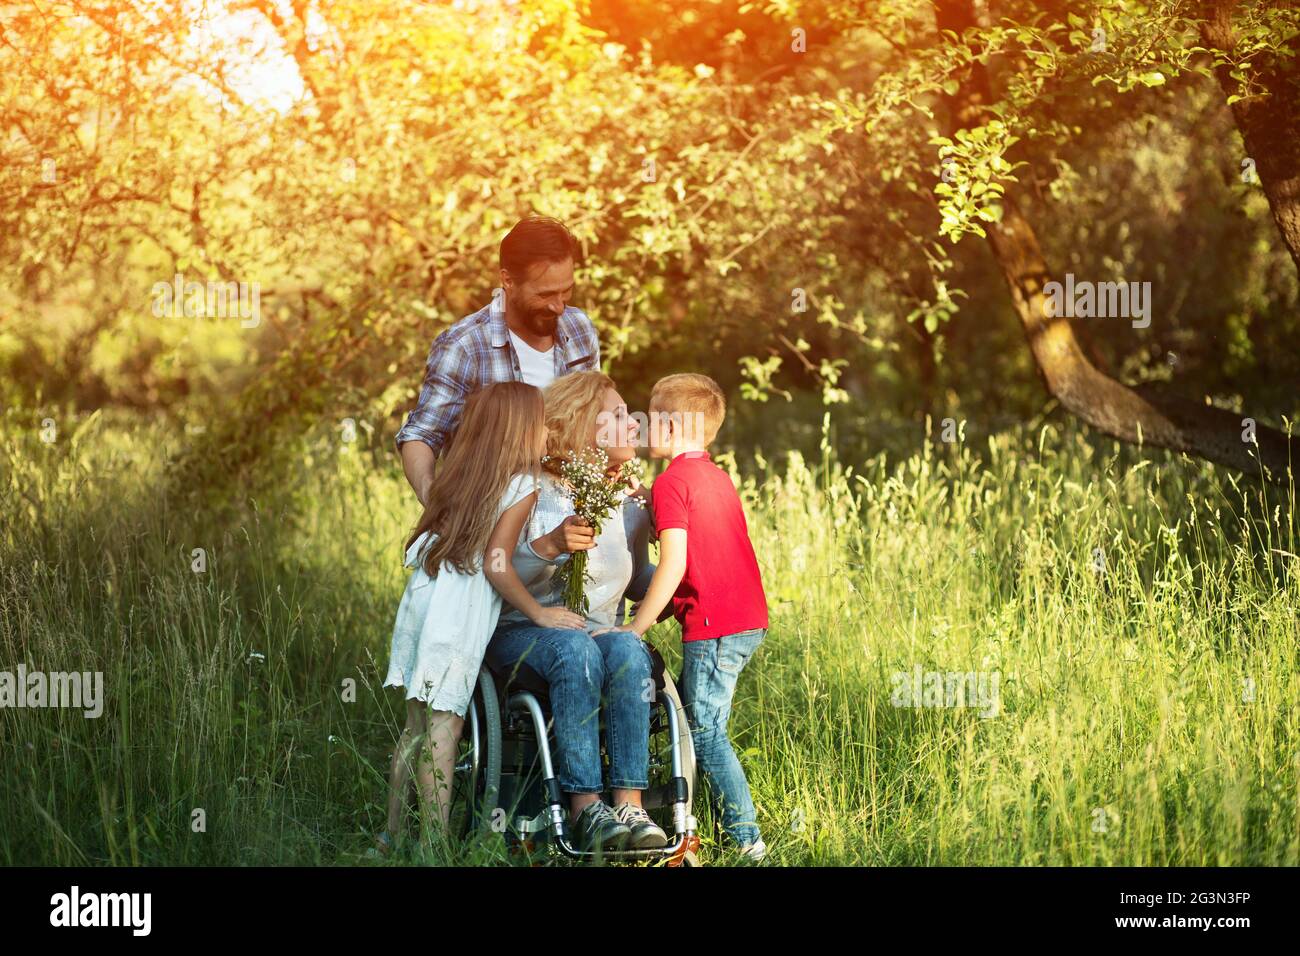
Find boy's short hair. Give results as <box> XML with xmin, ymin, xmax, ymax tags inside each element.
<box><xmin>650</xmin><ymin>373</ymin><xmax>726</xmax><ymax>446</ymax></box>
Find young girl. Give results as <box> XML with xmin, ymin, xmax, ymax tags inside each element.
<box><xmin>377</xmin><ymin>381</ymin><xmax>586</xmax><ymax>853</ymax></box>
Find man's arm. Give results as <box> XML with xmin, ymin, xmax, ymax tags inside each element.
<box><xmin>400</xmin><ymin>441</ymin><xmax>438</xmax><ymax>509</ymax></box>
<box><xmin>395</xmin><ymin>337</ymin><xmax>474</xmax><ymax>505</ymax></box>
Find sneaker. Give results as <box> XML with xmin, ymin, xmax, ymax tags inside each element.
<box><xmin>613</xmin><ymin>803</ymin><xmax>669</xmax><ymax>849</ymax></box>
<box><xmin>571</xmin><ymin>800</ymin><xmax>631</xmax><ymax>851</ymax></box>
<box><xmin>737</xmin><ymin>839</ymin><xmax>767</xmax><ymax>862</ymax></box>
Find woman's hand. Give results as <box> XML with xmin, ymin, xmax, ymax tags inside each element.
<box><xmin>546</xmin><ymin>515</ymin><xmax>596</xmax><ymax>555</ymax></box>
<box><xmin>532</xmin><ymin>606</ymin><xmax>588</xmax><ymax>630</ymax></box>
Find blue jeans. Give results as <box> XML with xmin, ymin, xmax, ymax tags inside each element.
<box><xmin>680</xmin><ymin>628</ymin><xmax>765</xmax><ymax>846</ymax></box>
<box><xmin>486</xmin><ymin>621</ymin><xmax>652</xmax><ymax>793</ymax></box>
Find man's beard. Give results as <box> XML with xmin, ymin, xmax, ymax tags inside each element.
<box><xmin>522</xmin><ymin>307</ymin><xmax>559</xmax><ymax>337</ymax></box>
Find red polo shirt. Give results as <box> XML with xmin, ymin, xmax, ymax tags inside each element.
<box><xmin>651</xmin><ymin>450</ymin><xmax>769</xmax><ymax>642</ymax></box>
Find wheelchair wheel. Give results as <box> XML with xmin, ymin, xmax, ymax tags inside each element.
<box><xmin>448</xmin><ymin>667</ymin><xmax>502</xmax><ymax>836</ymax></box>
<box><xmin>642</xmin><ymin>668</ymin><xmax>695</xmax><ymax>819</ymax></box>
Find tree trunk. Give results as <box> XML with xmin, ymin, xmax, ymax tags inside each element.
<box><xmin>931</xmin><ymin>0</ymin><xmax>1295</xmax><ymax>483</ymax></box>
<box><xmin>1201</xmin><ymin>0</ymin><xmax>1300</xmax><ymax>273</ymax></box>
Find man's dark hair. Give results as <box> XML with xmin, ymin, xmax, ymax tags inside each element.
<box><xmin>499</xmin><ymin>216</ymin><xmax>579</xmax><ymax>280</ymax></box>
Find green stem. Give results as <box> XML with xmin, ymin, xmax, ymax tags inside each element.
<box><xmin>561</xmin><ymin>551</ymin><xmax>590</xmax><ymax>616</ymax></box>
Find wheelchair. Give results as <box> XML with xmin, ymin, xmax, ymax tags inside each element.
<box><xmin>446</xmin><ymin>645</ymin><xmax>701</xmax><ymax>865</ymax></box>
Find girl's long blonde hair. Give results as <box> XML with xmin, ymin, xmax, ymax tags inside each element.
<box><xmin>541</xmin><ymin>369</ymin><xmax>615</xmax><ymax>477</ymax></box>
<box><xmin>406</xmin><ymin>381</ymin><xmax>545</xmax><ymax>577</ymax></box>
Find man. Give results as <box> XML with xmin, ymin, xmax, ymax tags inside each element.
<box><xmin>395</xmin><ymin>215</ymin><xmax>601</xmax><ymax>506</ymax></box>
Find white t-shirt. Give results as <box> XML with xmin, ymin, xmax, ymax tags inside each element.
<box><xmin>508</xmin><ymin>330</ymin><xmax>557</xmax><ymax>388</ymax></box>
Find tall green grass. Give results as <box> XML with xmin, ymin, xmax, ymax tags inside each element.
<box><xmin>2</xmin><ymin>410</ymin><xmax>1296</xmax><ymax>865</ymax></box>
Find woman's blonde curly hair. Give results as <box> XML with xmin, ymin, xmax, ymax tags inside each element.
<box><xmin>540</xmin><ymin>369</ymin><xmax>616</xmax><ymax>476</ymax></box>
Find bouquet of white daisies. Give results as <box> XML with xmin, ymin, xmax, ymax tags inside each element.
<box><xmin>544</xmin><ymin>448</ymin><xmax>644</xmax><ymax>616</ymax></box>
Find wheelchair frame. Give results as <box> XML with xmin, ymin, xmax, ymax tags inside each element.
<box><xmin>454</xmin><ymin>664</ymin><xmax>701</xmax><ymax>865</ymax></box>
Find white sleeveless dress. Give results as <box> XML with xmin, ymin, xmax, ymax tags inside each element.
<box><xmin>383</xmin><ymin>472</ymin><xmax>538</xmax><ymax>716</ymax></box>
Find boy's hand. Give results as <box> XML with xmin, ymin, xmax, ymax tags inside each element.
<box><xmin>592</xmin><ymin>623</ymin><xmax>645</xmax><ymax>638</ymax></box>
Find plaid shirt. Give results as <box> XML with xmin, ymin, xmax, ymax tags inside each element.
<box><xmin>394</xmin><ymin>293</ymin><xmax>601</xmax><ymax>456</ymax></box>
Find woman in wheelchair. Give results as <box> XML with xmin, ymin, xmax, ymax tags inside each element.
<box><xmin>483</xmin><ymin>370</ymin><xmax>668</xmax><ymax>852</ymax></box>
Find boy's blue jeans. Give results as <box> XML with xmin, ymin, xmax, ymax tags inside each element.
<box><xmin>485</xmin><ymin>620</ymin><xmax>652</xmax><ymax>793</ymax></box>
<box><xmin>680</xmin><ymin>628</ymin><xmax>765</xmax><ymax>846</ymax></box>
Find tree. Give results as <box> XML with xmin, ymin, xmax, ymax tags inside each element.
<box><xmin>2</xmin><ymin>0</ymin><xmax>1294</xmax><ymax>487</ymax></box>
<box><xmin>926</xmin><ymin>0</ymin><xmax>1295</xmax><ymax>481</ymax></box>
<box><xmin>1199</xmin><ymin>0</ymin><xmax>1300</xmax><ymax>272</ymax></box>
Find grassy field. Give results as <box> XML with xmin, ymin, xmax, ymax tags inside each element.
<box><xmin>2</xmin><ymin>411</ymin><xmax>1297</xmax><ymax>866</ymax></box>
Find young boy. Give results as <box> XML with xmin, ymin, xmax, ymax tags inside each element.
<box><xmin>603</xmin><ymin>372</ymin><xmax>769</xmax><ymax>859</ymax></box>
